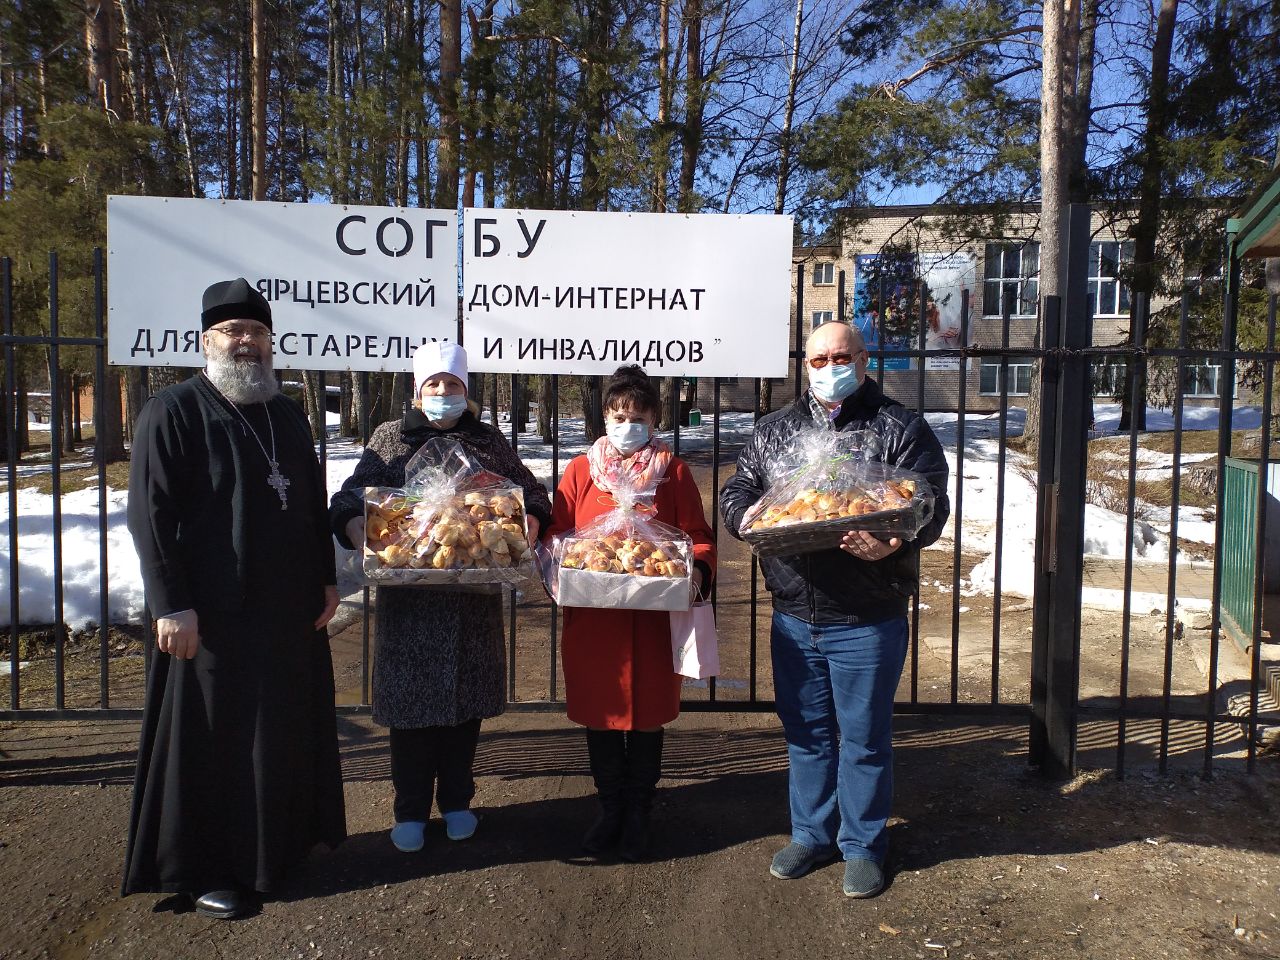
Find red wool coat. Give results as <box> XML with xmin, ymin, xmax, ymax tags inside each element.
<box><xmin>546</xmin><ymin>455</ymin><xmax>717</xmax><ymax>730</ymax></box>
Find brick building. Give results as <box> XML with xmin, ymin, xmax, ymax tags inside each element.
<box><xmin>697</xmin><ymin>203</ymin><xmax>1224</xmax><ymax>415</ymax></box>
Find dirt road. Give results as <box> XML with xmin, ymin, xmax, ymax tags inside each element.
<box><xmin>2</xmin><ymin>710</ymin><xmax>1278</xmax><ymax>960</ymax></box>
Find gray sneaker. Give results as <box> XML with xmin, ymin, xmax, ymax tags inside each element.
<box><xmin>842</xmin><ymin>858</ymin><xmax>885</xmax><ymax>898</ymax></box>
<box><xmin>769</xmin><ymin>842</ymin><xmax>838</xmax><ymax>880</ymax></box>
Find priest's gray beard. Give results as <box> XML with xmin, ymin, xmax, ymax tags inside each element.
<box><xmin>204</xmin><ymin>339</ymin><xmax>280</xmax><ymax>404</ymax></box>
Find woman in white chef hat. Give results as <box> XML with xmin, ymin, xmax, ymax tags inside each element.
<box><xmin>329</xmin><ymin>341</ymin><xmax>552</xmax><ymax>854</ymax></box>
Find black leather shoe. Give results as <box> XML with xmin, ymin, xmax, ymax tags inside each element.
<box><xmin>194</xmin><ymin>889</ymin><xmax>253</xmax><ymax>920</ymax></box>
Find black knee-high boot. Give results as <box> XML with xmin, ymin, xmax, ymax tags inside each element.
<box><xmin>583</xmin><ymin>729</ymin><xmax>628</xmax><ymax>853</ymax></box>
<box><xmin>619</xmin><ymin>729</ymin><xmax>663</xmax><ymax>863</ymax></box>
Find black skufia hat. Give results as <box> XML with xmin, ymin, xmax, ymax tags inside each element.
<box><xmin>201</xmin><ymin>278</ymin><xmax>272</xmax><ymax>331</ymax></box>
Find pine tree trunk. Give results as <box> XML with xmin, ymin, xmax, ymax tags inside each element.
<box><xmin>1120</xmin><ymin>0</ymin><xmax>1179</xmax><ymax>432</ymax></box>
<box><xmin>303</xmin><ymin>371</ymin><xmax>323</xmax><ymax>440</ymax></box>
<box><xmin>59</xmin><ymin>370</ymin><xmax>73</xmax><ymax>453</ymax></box>
<box><xmin>540</xmin><ymin>42</ymin><xmax>559</xmax><ymax>203</ymax></box>
<box><xmin>516</xmin><ymin>375</ymin><xmax>529</xmax><ymax>431</ymax></box>
<box><xmin>653</xmin><ymin>0</ymin><xmax>670</xmax><ymax>211</ymax></box>
<box><xmin>659</xmin><ymin>377</ymin><xmax>675</xmax><ymax>430</ymax></box>
<box><xmin>538</xmin><ymin>375</ymin><xmax>553</xmax><ymax>443</ymax></box>
<box><xmin>82</xmin><ymin>1</ymin><xmax>129</xmax><ymax>462</ymax></box>
<box><xmin>85</xmin><ymin>1</ymin><xmax>113</xmax><ymax>107</ymax></box>
<box><xmin>581</xmin><ymin>377</ymin><xmax>604</xmax><ymax>442</ymax></box>
<box><xmin>239</xmin><ymin>7</ymin><xmax>253</xmax><ymax>199</ymax></box>
<box><xmin>1027</xmin><ymin>0</ymin><xmax>1070</xmax><ymax>456</ymax></box>
<box><xmin>0</xmin><ymin>366</ymin><xmax>9</xmax><ymax>462</ymax></box>
<box><xmin>125</xmin><ymin>367</ymin><xmax>148</xmax><ymax>440</ymax></box>
<box><xmin>678</xmin><ymin>0</ymin><xmax>703</xmax><ymax>213</ymax></box>
<box><xmin>17</xmin><ymin>387</ymin><xmax>30</xmax><ymax>454</ymax></box>
<box><xmin>250</xmin><ymin>0</ymin><xmax>268</xmax><ymax>200</ymax></box>
<box><xmin>70</xmin><ymin>373</ymin><xmax>82</xmax><ymax>446</ymax></box>
<box><xmin>348</xmin><ymin>371</ymin><xmax>366</xmax><ymax>438</ymax></box>
<box><xmin>435</xmin><ymin>0</ymin><xmax>461</xmax><ymax>208</ymax></box>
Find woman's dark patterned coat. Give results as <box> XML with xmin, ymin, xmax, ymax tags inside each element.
<box><xmin>329</xmin><ymin>408</ymin><xmax>552</xmax><ymax>728</ymax></box>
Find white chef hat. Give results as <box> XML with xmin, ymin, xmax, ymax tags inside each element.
<box><xmin>413</xmin><ymin>341</ymin><xmax>468</xmax><ymax>397</ymax></box>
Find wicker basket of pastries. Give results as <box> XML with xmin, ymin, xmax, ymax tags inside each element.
<box><xmin>741</xmin><ymin>473</ymin><xmax>933</xmax><ymax>558</ymax></box>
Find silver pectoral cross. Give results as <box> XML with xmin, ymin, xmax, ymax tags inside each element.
<box><xmin>267</xmin><ymin>460</ymin><xmax>291</xmax><ymax>510</ymax></box>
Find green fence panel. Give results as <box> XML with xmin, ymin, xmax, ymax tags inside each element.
<box><xmin>1221</xmin><ymin>458</ymin><xmax>1259</xmax><ymax>647</ymax></box>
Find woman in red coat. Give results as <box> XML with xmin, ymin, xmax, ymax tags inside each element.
<box><xmin>545</xmin><ymin>365</ymin><xmax>716</xmax><ymax>861</ymax></box>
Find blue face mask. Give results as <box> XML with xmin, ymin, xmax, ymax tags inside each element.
<box><xmin>606</xmin><ymin>421</ymin><xmax>651</xmax><ymax>455</ymax></box>
<box><xmin>421</xmin><ymin>394</ymin><xmax>468</xmax><ymax>422</ymax></box>
<box><xmin>808</xmin><ymin>361</ymin><xmax>862</xmax><ymax>404</ymax></box>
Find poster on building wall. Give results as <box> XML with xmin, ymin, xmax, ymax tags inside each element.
<box><xmin>462</xmin><ymin>208</ymin><xmax>793</xmax><ymax>377</ymax></box>
<box><xmin>851</xmin><ymin>253</ymin><xmax>916</xmax><ymax>370</ymax></box>
<box><xmin>107</xmin><ymin>196</ymin><xmax>459</xmax><ymax>370</ymax></box>
<box><xmin>919</xmin><ymin>252</ymin><xmax>977</xmax><ymax>371</ymax></box>
<box><xmin>852</xmin><ymin>251</ymin><xmax>977</xmax><ymax>371</ymax></box>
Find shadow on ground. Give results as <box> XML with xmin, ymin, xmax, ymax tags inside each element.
<box><xmin>257</xmin><ymin>707</ymin><xmax>1280</xmax><ymax>903</ymax></box>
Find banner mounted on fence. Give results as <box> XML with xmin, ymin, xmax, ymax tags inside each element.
<box><xmin>107</xmin><ymin>196</ymin><xmax>459</xmax><ymax>371</ymax></box>
<box><xmin>462</xmin><ymin>209</ymin><xmax>793</xmax><ymax>377</ymax></box>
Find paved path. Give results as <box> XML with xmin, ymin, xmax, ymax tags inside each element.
<box><xmin>1081</xmin><ymin>555</ymin><xmax>1215</xmax><ymax>600</ymax></box>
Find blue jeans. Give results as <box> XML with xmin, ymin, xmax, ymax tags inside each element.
<box><xmin>770</xmin><ymin>610</ymin><xmax>908</xmax><ymax>864</ymax></box>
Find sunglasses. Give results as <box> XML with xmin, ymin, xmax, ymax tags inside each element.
<box><xmin>807</xmin><ymin>352</ymin><xmax>857</xmax><ymax>369</ymax></box>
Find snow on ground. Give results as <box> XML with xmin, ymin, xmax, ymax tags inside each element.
<box><xmin>0</xmin><ymin>405</ymin><xmax>1258</xmax><ymax>627</ymax></box>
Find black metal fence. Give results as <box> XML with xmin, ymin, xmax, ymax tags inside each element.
<box><xmin>3</xmin><ymin>221</ymin><xmax>1278</xmax><ymax>780</ymax></box>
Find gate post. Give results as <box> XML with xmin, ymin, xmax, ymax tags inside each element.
<box><xmin>1030</xmin><ymin>203</ymin><xmax>1093</xmax><ymax>778</ymax></box>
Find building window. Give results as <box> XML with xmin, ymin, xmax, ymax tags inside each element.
<box><xmin>1184</xmin><ymin>263</ymin><xmax>1222</xmax><ymax>299</ymax></box>
<box><xmin>1088</xmin><ymin>240</ymin><xmax>1134</xmax><ymax>317</ymax></box>
<box><xmin>979</xmin><ymin>358</ymin><xmax>1034</xmax><ymax>396</ymax></box>
<box><xmin>1092</xmin><ymin>360</ymin><xmax>1127</xmax><ymax>398</ymax></box>
<box><xmin>1183</xmin><ymin>363</ymin><xmax>1233</xmax><ymax>398</ymax></box>
<box><xmin>812</xmin><ymin>262</ymin><xmax>835</xmax><ymax>285</ymax></box>
<box><xmin>982</xmin><ymin>242</ymin><xmax>1039</xmax><ymax>317</ymax></box>
<box><xmin>811</xmin><ymin>310</ymin><xmax>833</xmax><ymax>330</ymax></box>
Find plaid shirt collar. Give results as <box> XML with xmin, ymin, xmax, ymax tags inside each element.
<box><xmin>806</xmin><ymin>389</ymin><xmax>839</xmax><ymax>428</ymax></box>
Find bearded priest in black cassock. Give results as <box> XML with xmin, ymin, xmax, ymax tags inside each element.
<box><xmin>123</xmin><ymin>279</ymin><xmax>346</xmax><ymax>920</ymax></box>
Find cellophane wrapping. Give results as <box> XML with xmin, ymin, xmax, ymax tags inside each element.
<box><xmin>740</xmin><ymin>429</ymin><xmax>934</xmax><ymax>558</ymax></box>
<box><xmin>362</xmin><ymin>438</ymin><xmax>533</xmax><ymax>587</ymax></box>
<box><xmin>548</xmin><ymin>463</ymin><xmax>694</xmax><ymax>612</ymax></box>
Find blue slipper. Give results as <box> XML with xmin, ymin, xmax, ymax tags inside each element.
<box><xmin>389</xmin><ymin>820</ymin><xmax>426</xmax><ymax>852</ymax></box>
<box><xmin>443</xmin><ymin>810</ymin><xmax>478</xmax><ymax>841</ymax></box>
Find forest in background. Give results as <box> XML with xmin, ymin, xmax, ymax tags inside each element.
<box><xmin>0</xmin><ymin>0</ymin><xmax>1276</xmax><ymax>461</ymax></box>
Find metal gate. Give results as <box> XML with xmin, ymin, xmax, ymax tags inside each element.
<box><xmin>3</xmin><ymin>206</ymin><xmax>1278</xmax><ymax>780</ymax></box>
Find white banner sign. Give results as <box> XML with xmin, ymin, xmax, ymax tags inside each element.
<box><xmin>107</xmin><ymin>196</ymin><xmax>458</xmax><ymax>370</ymax></box>
<box><xmin>462</xmin><ymin>209</ymin><xmax>793</xmax><ymax>377</ymax></box>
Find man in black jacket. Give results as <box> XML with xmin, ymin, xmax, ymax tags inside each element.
<box><xmin>720</xmin><ymin>320</ymin><xmax>949</xmax><ymax>898</ymax></box>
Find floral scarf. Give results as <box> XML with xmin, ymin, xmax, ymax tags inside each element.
<box><xmin>587</xmin><ymin>434</ymin><xmax>674</xmax><ymax>497</ymax></box>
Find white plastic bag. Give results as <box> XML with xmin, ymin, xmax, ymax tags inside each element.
<box><xmin>670</xmin><ymin>601</ymin><xmax>719</xmax><ymax>679</ymax></box>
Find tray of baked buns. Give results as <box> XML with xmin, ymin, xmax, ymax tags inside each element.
<box><xmin>553</xmin><ymin>532</ymin><xmax>693</xmax><ymax>611</ymax></box>
<box><xmin>363</xmin><ymin>486</ymin><xmax>532</xmax><ymax>585</ymax></box>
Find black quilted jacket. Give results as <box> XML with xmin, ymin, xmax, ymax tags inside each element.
<box><xmin>719</xmin><ymin>379</ymin><xmax>950</xmax><ymax>624</ymax></box>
